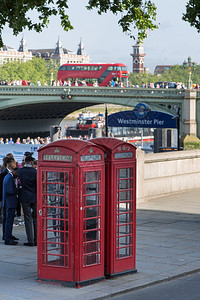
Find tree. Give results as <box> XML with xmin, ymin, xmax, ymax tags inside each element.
<box><xmin>129</xmin><ymin>64</ymin><xmax>200</xmax><ymax>87</ymax></box>
<box><xmin>0</xmin><ymin>57</ymin><xmax>58</xmax><ymax>85</ymax></box>
<box><xmin>0</xmin><ymin>0</ymin><xmax>157</xmax><ymax>47</ymax></box>
<box><xmin>182</xmin><ymin>0</ymin><xmax>200</xmax><ymax>32</ymax></box>
<box><xmin>1</xmin><ymin>1</ymin><xmax>199</xmax><ymax>49</ymax></box>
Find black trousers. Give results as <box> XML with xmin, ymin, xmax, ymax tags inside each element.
<box><xmin>5</xmin><ymin>208</ymin><xmax>15</xmax><ymax>242</ymax></box>
<box><xmin>0</xmin><ymin>201</ymin><xmax>2</xmax><ymax>224</ymax></box>
<box><xmin>22</xmin><ymin>202</ymin><xmax>37</xmax><ymax>244</ymax></box>
<box><xmin>2</xmin><ymin>206</ymin><xmax>6</xmax><ymax>239</ymax></box>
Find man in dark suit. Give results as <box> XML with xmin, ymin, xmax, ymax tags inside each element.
<box><xmin>3</xmin><ymin>168</ymin><xmax>19</xmax><ymax>245</ymax></box>
<box><xmin>0</xmin><ymin>156</ymin><xmax>18</xmax><ymax>241</ymax></box>
<box><xmin>0</xmin><ymin>157</ymin><xmax>9</xmax><ymax>225</ymax></box>
<box><xmin>17</xmin><ymin>156</ymin><xmax>37</xmax><ymax>246</ymax></box>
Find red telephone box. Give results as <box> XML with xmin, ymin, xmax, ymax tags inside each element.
<box><xmin>37</xmin><ymin>139</ymin><xmax>105</xmax><ymax>287</ymax></box>
<box><xmin>91</xmin><ymin>138</ymin><xmax>137</xmax><ymax>277</ymax></box>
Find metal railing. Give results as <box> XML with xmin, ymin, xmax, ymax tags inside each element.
<box><xmin>0</xmin><ymin>86</ymin><xmax>185</xmax><ymax>99</ymax></box>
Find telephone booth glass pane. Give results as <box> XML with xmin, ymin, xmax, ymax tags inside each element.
<box><xmin>116</xmin><ymin>168</ymin><xmax>134</xmax><ymax>259</ymax></box>
<box><xmin>42</xmin><ymin>171</ymin><xmax>70</xmax><ymax>268</ymax></box>
<box><xmin>82</xmin><ymin>171</ymin><xmax>102</xmax><ymax>267</ymax></box>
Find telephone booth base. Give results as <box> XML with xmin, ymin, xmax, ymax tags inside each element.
<box><xmin>37</xmin><ymin>276</ymin><xmax>105</xmax><ymax>288</ymax></box>
<box><xmin>105</xmin><ymin>268</ymin><xmax>137</xmax><ymax>279</ymax></box>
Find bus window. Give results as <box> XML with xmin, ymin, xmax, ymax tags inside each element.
<box><xmin>107</xmin><ymin>67</ymin><xmax>113</xmax><ymax>71</ymax></box>
<box><xmin>113</xmin><ymin>66</ymin><xmax>121</xmax><ymax>71</ymax></box>
<box><xmin>58</xmin><ymin>66</ymin><xmax>67</xmax><ymax>71</ymax></box>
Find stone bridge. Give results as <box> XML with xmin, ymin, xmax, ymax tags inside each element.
<box><xmin>0</xmin><ymin>86</ymin><xmax>198</xmax><ymax>137</ymax></box>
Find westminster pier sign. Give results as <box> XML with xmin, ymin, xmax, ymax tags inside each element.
<box><xmin>108</xmin><ymin>105</ymin><xmax>177</xmax><ymax>129</ymax></box>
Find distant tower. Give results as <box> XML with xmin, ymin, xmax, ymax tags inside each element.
<box><xmin>77</xmin><ymin>38</ymin><xmax>86</xmax><ymax>56</ymax></box>
<box><xmin>18</xmin><ymin>37</ymin><xmax>28</xmax><ymax>52</ymax></box>
<box><xmin>54</xmin><ymin>37</ymin><xmax>64</xmax><ymax>55</ymax></box>
<box><xmin>131</xmin><ymin>41</ymin><xmax>145</xmax><ymax>73</ymax></box>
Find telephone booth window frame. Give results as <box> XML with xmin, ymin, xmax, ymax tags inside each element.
<box><xmin>116</xmin><ymin>166</ymin><xmax>134</xmax><ymax>260</ymax></box>
<box><xmin>82</xmin><ymin>169</ymin><xmax>102</xmax><ymax>267</ymax></box>
<box><xmin>41</xmin><ymin>168</ymin><xmax>72</xmax><ymax>268</ymax></box>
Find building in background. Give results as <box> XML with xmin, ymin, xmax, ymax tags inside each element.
<box><xmin>0</xmin><ymin>37</ymin><xmax>90</xmax><ymax>67</ymax></box>
<box><xmin>29</xmin><ymin>38</ymin><xmax>90</xmax><ymax>66</ymax></box>
<box><xmin>154</xmin><ymin>65</ymin><xmax>172</xmax><ymax>75</ymax></box>
<box><xmin>0</xmin><ymin>38</ymin><xmax>32</xmax><ymax>65</ymax></box>
<box><xmin>130</xmin><ymin>42</ymin><xmax>145</xmax><ymax>73</ymax></box>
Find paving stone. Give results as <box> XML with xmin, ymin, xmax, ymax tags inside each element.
<box><xmin>0</xmin><ymin>189</ymin><xmax>199</xmax><ymax>299</ymax></box>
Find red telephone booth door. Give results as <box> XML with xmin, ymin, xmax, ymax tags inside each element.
<box><xmin>37</xmin><ymin>167</ymin><xmax>74</xmax><ymax>282</ymax></box>
<box><xmin>79</xmin><ymin>167</ymin><xmax>105</xmax><ymax>282</ymax></box>
<box><xmin>113</xmin><ymin>163</ymin><xmax>136</xmax><ymax>274</ymax></box>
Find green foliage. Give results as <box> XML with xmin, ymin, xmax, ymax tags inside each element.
<box><xmin>129</xmin><ymin>64</ymin><xmax>200</xmax><ymax>87</ymax></box>
<box><xmin>0</xmin><ymin>1</ymin><xmax>199</xmax><ymax>47</ymax></box>
<box><xmin>129</xmin><ymin>72</ymin><xmax>157</xmax><ymax>86</ymax></box>
<box><xmin>183</xmin><ymin>0</ymin><xmax>200</xmax><ymax>32</ymax></box>
<box><xmin>87</xmin><ymin>0</ymin><xmax>158</xmax><ymax>42</ymax></box>
<box><xmin>0</xmin><ymin>57</ymin><xmax>59</xmax><ymax>85</ymax></box>
<box><xmin>0</xmin><ymin>0</ymin><xmax>73</xmax><ymax>47</ymax></box>
<box><xmin>0</xmin><ymin>0</ymin><xmax>158</xmax><ymax>47</ymax></box>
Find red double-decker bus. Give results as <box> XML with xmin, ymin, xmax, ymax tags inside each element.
<box><xmin>57</xmin><ymin>63</ymin><xmax>128</xmax><ymax>87</ymax></box>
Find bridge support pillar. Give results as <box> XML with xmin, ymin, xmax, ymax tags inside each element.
<box><xmin>183</xmin><ymin>90</ymin><xmax>197</xmax><ymax>137</ymax></box>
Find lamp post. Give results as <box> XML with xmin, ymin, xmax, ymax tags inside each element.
<box><xmin>183</xmin><ymin>57</ymin><xmax>196</xmax><ymax>89</ymax></box>
<box><xmin>176</xmin><ymin>107</ymin><xmax>180</xmax><ymax>151</ymax></box>
<box><xmin>47</xmin><ymin>59</ymin><xmax>58</xmax><ymax>85</ymax></box>
<box><xmin>188</xmin><ymin>70</ymin><xmax>192</xmax><ymax>89</ymax></box>
<box><xmin>173</xmin><ymin>106</ymin><xmax>181</xmax><ymax>150</ymax></box>
<box><xmin>105</xmin><ymin>105</ymin><xmax>108</xmax><ymax>137</ymax></box>
<box><xmin>50</xmin><ymin>72</ymin><xmax>54</xmax><ymax>85</ymax></box>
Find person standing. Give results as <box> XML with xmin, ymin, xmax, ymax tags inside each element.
<box><xmin>17</xmin><ymin>156</ymin><xmax>37</xmax><ymax>246</ymax></box>
<box><xmin>0</xmin><ymin>157</ymin><xmax>18</xmax><ymax>241</ymax></box>
<box><xmin>3</xmin><ymin>168</ymin><xmax>19</xmax><ymax>245</ymax></box>
<box><xmin>0</xmin><ymin>157</ymin><xmax>9</xmax><ymax>224</ymax></box>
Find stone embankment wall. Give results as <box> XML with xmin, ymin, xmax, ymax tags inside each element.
<box><xmin>136</xmin><ymin>149</ymin><xmax>200</xmax><ymax>203</ymax></box>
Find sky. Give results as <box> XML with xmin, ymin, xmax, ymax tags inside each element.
<box><xmin>2</xmin><ymin>0</ymin><xmax>200</xmax><ymax>73</ymax></box>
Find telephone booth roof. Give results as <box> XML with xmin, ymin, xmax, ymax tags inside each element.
<box><xmin>38</xmin><ymin>139</ymin><xmax>102</xmax><ymax>154</ymax></box>
<box><xmin>38</xmin><ymin>138</ymin><xmax>105</xmax><ymax>165</ymax></box>
<box><xmin>90</xmin><ymin>137</ymin><xmax>136</xmax><ymax>156</ymax></box>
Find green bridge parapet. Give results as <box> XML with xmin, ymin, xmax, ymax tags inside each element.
<box><xmin>0</xmin><ymin>86</ymin><xmax>185</xmax><ymax>99</ymax></box>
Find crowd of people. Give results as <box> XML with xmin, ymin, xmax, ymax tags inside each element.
<box><xmin>0</xmin><ymin>79</ymin><xmax>99</xmax><ymax>87</ymax></box>
<box><xmin>0</xmin><ymin>134</ymin><xmax>92</xmax><ymax>145</ymax></box>
<box><xmin>0</xmin><ymin>152</ymin><xmax>37</xmax><ymax>246</ymax></box>
<box><xmin>130</xmin><ymin>81</ymin><xmax>200</xmax><ymax>89</ymax></box>
<box><xmin>1</xmin><ymin>78</ymin><xmax>200</xmax><ymax>89</ymax></box>
<box><xmin>0</xmin><ymin>136</ymin><xmax>51</xmax><ymax>145</ymax></box>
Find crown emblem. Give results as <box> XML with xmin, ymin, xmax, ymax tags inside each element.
<box><xmin>89</xmin><ymin>148</ymin><xmax>93</xmax><ymax>154</ymax></box>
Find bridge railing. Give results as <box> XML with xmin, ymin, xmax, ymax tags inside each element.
<box><xmin>0</xmin><ymin>86</ymin><xmax>185</xmax><ymax>99</ymax></box>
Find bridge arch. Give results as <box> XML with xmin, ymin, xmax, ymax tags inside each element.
<box><xmin>0</xmin><ymin>86</ymin><xmax>197</xmax><ymax>138</ymax></box>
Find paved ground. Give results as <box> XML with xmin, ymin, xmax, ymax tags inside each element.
<box><xmin>0</xmin><ymin>189</ymin><xmax>199</xmax><ymax>299</ymax></box>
